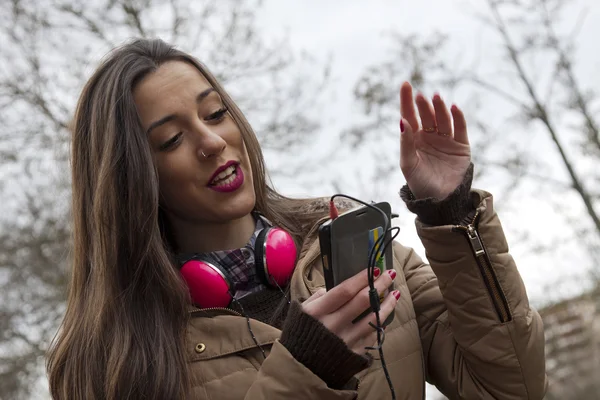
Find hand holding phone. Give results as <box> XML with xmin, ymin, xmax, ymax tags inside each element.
<box><xmin>318</xmin><ymin>201</ymin><xmax>396</xmax><ymax>325</ymax></box>
<box><xmin>302</xmin><ymin>268</ymin><xmax>400</xmax><ymax>354</ymax></box>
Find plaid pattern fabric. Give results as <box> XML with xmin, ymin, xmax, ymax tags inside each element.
<box><xmin>201</xmin><ymin>216</ymin><xmax>268</xmax><ymax>299</ymax></box>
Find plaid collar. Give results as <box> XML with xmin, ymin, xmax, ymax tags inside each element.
<box><xmin>196</xmin><ymin>214</ymin><xmax>271</xmax><ymax>299</ymax></box>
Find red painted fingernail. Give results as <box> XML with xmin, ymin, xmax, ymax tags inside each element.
<box><xmin>400</xmin><ymin>119</ymin><xmax>405</xmax><ymax>133</ymax></box>
<box><xmin>451</xmin><ymin>104</ymin><xmax>458</xmax><ymax>112</ymax></box>
<box><xmin>374</xmin><ymin>268</ymin><xmax>381</xmax><ymax>277</ymax></box>
<box><xmin>387</xmin><ymin>269</ymin><xmax>397</xmax><ymax>279</ymax></box>
<box><xmin>393</xmin><ymin>290</ymin><xmax>401</xmax><ymax>300</ymax></box>
<box><xmin>433</xmin><ymin>93</ymin><xmax>441</xmax><ymax>100</ymax></box>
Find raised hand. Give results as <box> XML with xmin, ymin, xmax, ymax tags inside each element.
<box><xmin>399</xmin><ymin>82</ymin><xmax>471</xmax><ymax>200</ymax></box>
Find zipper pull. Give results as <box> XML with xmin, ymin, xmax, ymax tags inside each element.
<box><xmin>466</xmin><ymin>225</ymin><xmax>485</xmax><ymax>256</ymax></box>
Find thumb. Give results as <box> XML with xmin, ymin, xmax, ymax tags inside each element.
<box><xmin>400</xmin><ymin>118</ymin><xmax>417</xmax><ymax>172</ymax></box>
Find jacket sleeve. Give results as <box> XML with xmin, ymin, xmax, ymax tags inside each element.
<box><xmin>397</xmin><ymin>189</ymin><xmax>547</xmax><ymax>399</ymax></box>
<box><xmin>243</xmin><ymin>340</ymin><xmax>358</xmax><ymax>399</ymax></box>
<box><xmin>244</xmin><ymin>300</ymin><xmax>368</xmax><ymax>399</ymax></box>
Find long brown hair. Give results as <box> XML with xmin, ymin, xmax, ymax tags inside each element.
<box><xmin>46</xmin><ymin>38</ymin><xmax>331</xmax><ymax>399</ymax></box>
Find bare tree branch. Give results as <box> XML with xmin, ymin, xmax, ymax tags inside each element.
<box><xmin>0</xmin><ymin>1</ymin><xmax>332</xmax><ymax>397</ymax></box>
<box><xmin>122</xmin><ymin>0</ymin><xmax>146</xmax><ymax>37</ymax></box>
<box><xmin>539</xmin><ymin>0</ymin><xmax>600</xmax><ymax>153</ymax></box>
<box><xmin>487</xmin><ymin>0</ymin><xmax>600</xmax><ymax>237</ymax></box>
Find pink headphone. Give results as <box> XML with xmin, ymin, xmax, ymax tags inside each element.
<box><xmin>178</xmin><ymin>227</ymin><xmax>297</xmax><ymax>309</ymax></box>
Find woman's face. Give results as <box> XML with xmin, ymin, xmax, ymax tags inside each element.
<box><xmin>134</xmin><ymin>61</ymin><xmax>255</xmax><ymax>224</ymax></box>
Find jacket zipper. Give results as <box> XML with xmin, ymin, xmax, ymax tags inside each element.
<box><xmin>454</xmin><ymin>211</ymin><xmax>512</xmax><ymax>323</ymax></box>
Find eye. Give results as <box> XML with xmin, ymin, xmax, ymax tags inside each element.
<box><xmin>205</xmin><ymin>107</ymin><xmax>228</xmax><ymax>123</ymax></box>
<box><xmin>159</xmin><ymin>132</ymin><xmax>183</xmax><ymax>151</ymax></box>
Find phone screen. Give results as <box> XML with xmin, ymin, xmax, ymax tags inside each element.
<box><xmin>369</xmin><ymin>226</ymin><xmax>386</xmax><ymax>274</ymax></box>
<box><xmin>333</xmin><ymin>225</ymin><xmax>386</xmax><ymax>285</ymax></box>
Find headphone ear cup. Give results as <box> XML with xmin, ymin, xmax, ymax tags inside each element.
<box><xmin>180</xmin><ymin>257</ymin><xmax>233</xmax><ymax>309</ymax></box>
<box><xmin>255</xmin><ymin>227</ymin><xmax>297</xmax><ymax>287</ymax></box>
<box><xmin>254</xmin><ymin>228</ymin><xmax>270</xmax><ymax>285</ymax></box>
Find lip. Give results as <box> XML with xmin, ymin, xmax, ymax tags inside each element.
<box><xmin>208</xmin><ymin>164</ymin><xmax>244</xmax><ymax>193</ymax></box>
<box><xmin>207</xmin><ymin>160</ymin><xmax>239</xmax><ymax>185</ymax></box>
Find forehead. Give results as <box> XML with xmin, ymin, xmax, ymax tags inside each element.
<box><xmin>133</xmin><ymin>61</ymin><xmax>213</xmax><ymax>117</ymax></box>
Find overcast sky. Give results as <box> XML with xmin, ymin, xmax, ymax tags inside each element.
<box><xmin>14</xmin><ymin>1</ymin><xmax>598</xmax><ymax>399</ymax></box>
<box><xmin>254</xmin><ymin>3</ymin><xmax>599</xmax><ymax>397</ymax></box>
<box><xmin>255</xmin><ymin>0</ymin><xmax>600</xmax><ymax>306</ymax></box>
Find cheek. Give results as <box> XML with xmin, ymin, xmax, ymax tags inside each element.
<box><xmin>156</xmin><ymin>154</ymin><xmax>199</xmax><ymax>204</ymax></box>
<box><xmin>240</xmin><ymin>144</ymin><xmax>255</xmax><ymax>185</ymax></box>
<box><xmin>236</xmin><ymin>135</ymin><xmax>252</xmax><ymax>169</ymax></box>
<box><xmin>157</xmin><ymin>155</ymin><xmax>185</xmax><ymax>183</ymax></box>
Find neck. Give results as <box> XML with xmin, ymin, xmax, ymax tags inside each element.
<box><xmin>169</xmin><ymin>213</ymin><xmax>256</xmax><ymax>253</ymax></box>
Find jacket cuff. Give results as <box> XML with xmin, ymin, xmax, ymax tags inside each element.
<box><xmin>280</xmin><ymin>301</ymin><xmax>371</xmax><ymax>389</ymax></box>
<box><xmin>400</xmin><ymin>163</ymin><xmax>475</xmax><ymax>226</ymax></box>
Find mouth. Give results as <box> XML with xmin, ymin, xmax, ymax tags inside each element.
<box><xmin>209</xmin><ymin>164</ymin><xmax>237</xmax><ymax>186</ymax></box>
<box><xmin>207</xmin><ymin>161</ymin><xmax>244</xmax><ymax>192</ymax></box>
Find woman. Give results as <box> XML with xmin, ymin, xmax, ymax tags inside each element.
<box><xmin>47</xmin><ymin>38</ymin><xmax>546</xmax><ymax>399</ymax></box>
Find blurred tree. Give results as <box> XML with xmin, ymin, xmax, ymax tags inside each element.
<box><xmin>349</xmin><ymin>0</ymin><xmax>600</xmax><ymax>276</ymax></box>
<box><xmin>350</xmin><ymin>0</ymin><xmax>600</xmax><ymax>398</ymax></box>
<box><xmin>0</xmin><ymin>0</ymin><xmax>330</xmax><ymax>398</ymax></box>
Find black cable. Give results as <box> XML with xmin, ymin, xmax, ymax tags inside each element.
<box><xmin>231</xmin><ymin>297</ymin><xmax>267</xmax><ymax>360</ymax></box>
<box><xmin>234</xmin><ymin>194</ymin><xmax>399</xmax><ymax>397</ymax></box>
<box><xmin>270</xmin><ymin>277</ymin><xmax>291</xmax><ymax>305</ymax></box>
<box><xmin>231</xmin><ymin>255</ymin><xmax>290</xmax><ymax>362</ymax></box>
<box><xmin>377</xmin><ymin>228</ymin><xmax>401</xmax><ymax>272</ymax></box>
<box><xmin>366</xmin><ymin>227</ymin><xmax>400</xmax><ymax>356</ymax></box>
<box><xmin>330</xmin><ymin>194</ymin><xmax>398</xmax><ymax>400</ymax></box>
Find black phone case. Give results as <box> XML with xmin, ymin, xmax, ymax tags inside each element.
<box><xmin>318</xmin><ymin>222</ymin><xmax>335</xmax><ymax>290</ymax></box>
<box><xmin>318</xmin><ymin>202</ymin><xmax>395</xmax><ymax>325</ymax></box>
<box><xmin>319</xmin><ymin>202</ymin><xmax>393</xmax><ymax>289</ymax></box>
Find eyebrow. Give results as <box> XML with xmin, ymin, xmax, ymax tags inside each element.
<box><xmin>145</xmin><ymin>88</ymin><xmax>215</xmax><ymax>135</ymax></box>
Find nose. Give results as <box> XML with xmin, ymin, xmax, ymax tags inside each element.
<box><xmin>199</xmin><ymin>140</ymin><xmax>226</xmax><ymax>159</ymax></box>
<box><xmin>192</xmin><ymin>124</ymin><xmax>227</xmax><ymax>160</ymax></box>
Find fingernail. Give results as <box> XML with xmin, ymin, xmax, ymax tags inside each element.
<box><xmin>400</xmin><ymin>119</ymin><xmax>405</xmax><ymax>133</ymax></box>
<box><xmin>451</xmin><ymin>104</ymin><xmax>458</xmax><ymax>112</ymax></box>
<box><xmin>387</xmin><ymin>269</ymin><xmax>397</xmax><ymax>279</ymax></box>
<box><xmin>393</xmin><ymin>290</ymin><xmax>401</xmax><ymax>300</ymax></box>
<box><xmin>374</xmin><ymin>268</ymin><xmax>381</xmax><ymax>277</ymax></box>
<box><xmin>433</xmin><ymin>93</ymin><xmax>441</xmax><ymax>101</ymax></box>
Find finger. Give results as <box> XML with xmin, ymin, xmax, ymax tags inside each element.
<box><xmin>337</xmin><ymin>269</ymin><xmax>396</xmax><ymax>322</ymax></box>
<box><xmin>360</xmin><ymin>290</ymin><xmax>400</xmax><ymax>337</ymax></box>
<box><xmin>302</xmin><ymin>288</ymin><xmax>326</xmax><ymax>306</ymax></box>
<box><xmin>451</xmin><ymin>104</ymin><xmax>469</xmax><ymax>145</ymax></box>
<box><xmin>400</xmin><ymin>118</ymin><xmax>417</xmax><ymax>172</ymax></box>
<box><xmin>400</xmin><ymin>82</ymin><xmax>419</xmax><ymax>131</ymax></box>
<box><xmin>347</xmin><ymin>290</ymin><xmax>400</xmax><ymax>352</ymax></box>
<box><xmin>432</xmin><ymin>94</ymin><xmax>453</xmax><ymax>138</ymax></box>
<box><xmin>304</xmin><ymin>268</ymin><xmax>374</xmax><ymax>316</ymax></box>
<box><xmin>415</xmin><ymin>93</ymin><xmax>437</xmax><ymax>133</ymax></box>
<box><xmin>350</xmin><ymin>331</ymin><xmax>377</xmax><ymax>354</ymax></box>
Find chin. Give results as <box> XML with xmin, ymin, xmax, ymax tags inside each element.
<box><xmin>216</xmin><ymin>189</ymin><xmax>256</xmax><ymax>222</ymax></box>
<box><xmin>228</xmin><ymin>199</ymin><xmax>255</xmax><ymax>221</ymax></box>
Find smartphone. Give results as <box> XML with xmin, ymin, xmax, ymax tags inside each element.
<box><xmin>318</xmin><ymin>201</ymin><xmax>395</xmax><ymax>324</ymax></box>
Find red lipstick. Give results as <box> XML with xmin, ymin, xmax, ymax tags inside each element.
<box><xmin>207</xmin><ymin>161</ymin><xmax>244</xmax><ymax>193</ymax></box>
